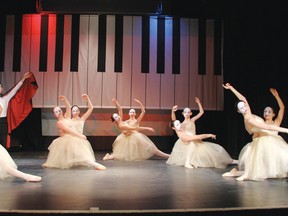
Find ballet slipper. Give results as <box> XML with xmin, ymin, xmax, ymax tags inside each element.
<box><xmin>184</xmin><ymin>164</ymin><xmax>194</xmax><ymax>169</ymax></box>
<box><xmin>96</xmin><ymin>164</ymin><xmax>106</xmax><ymax>170</ymax></box>
<box><xmin>222</xmin><ymin>168</ymin><xmax>237</xmax><ymax>177</ymax></box>
<box><xmin>222</xmin><ymin>172</ymin><xmax>234</xmax><ymax>177</ymax></box>
<box><xmin>236</xmin><ymin>175</ymin><xmax>247</xmax><ymax>181</ymax></box>
<box><xmin>103</xmin><ymin>153</ymin><xmax>112</xmax><ymax>160</ymax></box>
<box><xmin>26</xmin><ymin>175</ymin><xmax>42</xmax><ymax>182</ymax></box>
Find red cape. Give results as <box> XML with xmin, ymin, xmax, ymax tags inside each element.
<box><xmin>6</xmin><ymin>73</ymin><xmax>38</xmax><ymax>148</ymax></box>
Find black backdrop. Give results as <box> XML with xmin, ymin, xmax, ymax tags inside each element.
<box><xmin>222</xmin><ymin>0</ymin><xmax>288</xmax><ymax>156</ymax></box>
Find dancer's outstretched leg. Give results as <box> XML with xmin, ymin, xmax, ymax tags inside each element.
<box><xmin>6</xmin><ymin>167</ymin><xmax>42</xmax><ymax>182</ymax></box>
<box><xmin>153</xmin><ymin>149</ymin><xmax>170</xmax><ymax>159</ymax></box>
<box><xmin>85</xmin><ymin>160</ymin><xmax>106</xmax><ymax>170</ymax></box>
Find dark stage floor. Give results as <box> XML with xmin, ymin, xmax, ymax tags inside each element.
<box><xmin>1</xmin><ymin>151</ymin><xmax>288</xmax><ymax>216</ymax></box>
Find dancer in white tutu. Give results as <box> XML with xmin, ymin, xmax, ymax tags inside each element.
<box><xmin>166</xmin><ymin>97</ymin><xmax>237</xmax><ymax>169</ymax></box>
<box><xmin>42</xmin><ymin>95</ymin><xmax>106</xmax><ymax>170</ymax></box>
<box><xmin>70</xmin><ymin>94</ymin><xmax>106</xmax><ymax>170</ymax></box>
<box><xmin>103</xmin><ymin>98</ymin><xmax>170</xmax><ymax>161</ymax></box>
<box><xmin>222</xmin><ymin>83</ymin><xmax>288</xmax><ymax>181</ymax></box>
<box><xmin>0</xmin><ymin>105</ymin><xmax>41</xmax><ymax>182</ymax></box>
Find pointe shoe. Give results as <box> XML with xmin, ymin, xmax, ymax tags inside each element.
<box><xmin>26</xmin><ymin>175</ymin><xmax>42</xmax><ymax>182</ymax></box>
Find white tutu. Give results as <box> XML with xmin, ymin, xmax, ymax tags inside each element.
<box><xmin>0</xmin><ymin>145</ymin><xmax>17</xmax><ymax>179</ymax></box>
<box><xmin>43</xmin><ymin>134</ymin><xmax>96</xmax><ymax>169</ymax></box>
<box><xmin>166</xmin><ymin>138</ymin><xmax>190</xmax><ymax>166</ymax></box>
<box><xmin>238</xmin><ymin>133</ymin><xmax>288</xmax><ymax>181</ymax></box>
<box><xmin>166</xmin><ymin>138</ymin><xmax>232</xmax><ymax>168</ymax></box>
<box><xmin>111</xmin><ymin>131</ymin><xmax>157</xmax><ymax>161</ymax></box>
<box><xmin>189</xmin><ymin>141</ymin><xmax>233</xmax><ymax>168</ymax></box>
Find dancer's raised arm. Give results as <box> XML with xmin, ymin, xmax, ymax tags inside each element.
<box><xmin>59</xmin><ymin>95</ymin><xmax>71</xmax><ymax>118</ymax></box>
<box><xmin>112</xmin><ymin>98</ymin><xmax>123</xmax><ymax>119</ymax></box>
<box><xmin>191</xmin><ymin>97</ymin><xmax>204</xmax><ymax>122</ymax></box>
<box><xmin>80</xmin><ymin>94</ymin><xmax>94</xmax><ymax>121</ymax></box>
<box><xmin>222</xmin><ymin>83</ymin><xmax>251</xmax><ymax>114</ymax></box>
<box><xmin>269</xmin><ymin>88</ymin><xmax>285</xmax><ymax>126</ymax></box>
<box><xmin>134</xmin><ymin>99</ymin><xmax>145</xmax><ymax>123</ymax></box>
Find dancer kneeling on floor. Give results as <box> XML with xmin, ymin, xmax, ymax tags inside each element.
<box><xmin>222</xmin><ymin>83</ymin><xmax>288</xmax><ymax>181</ymax></box>
<box><xmin>103</xmin><ymin>98</ymin><xmax>170</xmax><ymax>161</ymax></box>
<box><xmin>42</xmin><ymin>95</ymin><xmax>106</xmax><ymax>170</ymax></box>
<box><xmin>168</xmin><ymin>120</ymin><xmax>237</xmax><ymax>169</ymax></box>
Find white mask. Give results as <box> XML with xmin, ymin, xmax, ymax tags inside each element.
<box><xmin>112</xmin><ymin>113</ymin><xmax>120</xmax><ymax>122</ymax></box>
<box><xmin>173</xmin><ymin>120</ymin><xmax>181</xmax><ymax>130</ymax></box>
<box><xmin>237</xmin><ymin>101</ymin><xmax>247</xmax><ymax>114</ymax></box>
<box><xmin>263</xmin><ymin>107</ymin><xmax>274</xmax><ymax>119</ymax></box>
<box><xmin>72</xmin><ymin>106</ymin><xmax>79</xmax><ymax>116</ymax></box>
<box><xmin>129</xmin><ymin>109</ymin><xmax>136</xmax><ymax>116</ymax></box>
<box><xmin>53</xmin><ymin>107</ymin><xmax>62</xmax><ymax>118</ymax></box>
<box><xmin>183</xmin><ymin>108</ymin><xmax>191</xmax><ymax>117</ymax></box>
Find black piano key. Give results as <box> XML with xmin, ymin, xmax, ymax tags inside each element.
<box><xmin>70</xmin><ymin>14</ymin><xmax>80</xmax><ymax>72</ymax></box>
<box><xmin>55</xmin><ymin>14</ymin><xmax>64</xmax><ymax>72</ymax></box>
<box><xmin>97</xmin><ymin>14</ymin><xmax>106</xmax><ymax>72</ymax></box>
<box><xmin>141</xmin><ymin>15</ymin><xmax>150</xmax><ymax>73</ymax></box>
<box><xmin>12</xmin><ymin>14</ymin><xmax>22</xmax><ymax>72</ymax></box>
<box><xmin>157</xmin><ymin>17</ymin><xmax>165</xmax><ymax>74</ymax></box>
<box><xmin>114</xmin><ymin>15</ymin><xmax>123</xmax><ymax>73</ymax></box>
<box><xmin>39</xmin><ymin>14</ymin><xmax>48</xmax><ymax>72</ymax></box>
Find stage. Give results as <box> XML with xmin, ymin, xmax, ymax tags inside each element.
<box><xmin>1</xmin><ymin>151</ymin><xmax>288</xmax><ymax>216</ymax></box>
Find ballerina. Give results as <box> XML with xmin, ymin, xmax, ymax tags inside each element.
<box><xmin>42</xmin><ymin>95</ymin><xmax>106</xmax><ymax>170</ymax></box>
<box><xmin>169</xmin><ymin>119</ymin><xmax>237</xmax><ymax>169</ymax></box>
<box><xmin>167</xmin><ymin>97</ymin><xmax>237</xmax><ymax>169</ymax></box>
<box><xmin>103</xmin><ymin>98</ymin><xmax>170</xmax><ymax>161</ymax></box>
<box><xmin>222</xmin><ymin>83</ymin><xmax>288</xmax><ymax>181</ymax></box>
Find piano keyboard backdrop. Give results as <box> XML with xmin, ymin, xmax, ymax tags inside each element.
<box><xmin>0</xmin><ymin>14</ymin><xmax>224</xmax><ymax>136</ymax></box>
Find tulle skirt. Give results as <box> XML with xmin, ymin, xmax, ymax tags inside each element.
<box><xmin>0</xmin><ymin>145</ymin><xmax>17</xmax><ymax>179</ymax></box>
<box><xmin>166</xmin><ymin>139</ymin><xmax>232</xmax><ymax>168</ymax></box>
<box><xmin>189</xmin><ymin>141</ymin><xmax>232</xmax><ymax>168</ymax></box>
<box><xmin>238</xmin><ymin>134</ymin><xmax>288</xmax><ymax>181</ymax></box>
<box><xmin>111</xmin><ymin>132</ymin><xmax>157</xmax><ymax>161</ymax></box>
<box><xmin>166</xmin><ymin>138</ymin><xmax>190</xmax><ymax>166</ymax></box>
<box><xmin>43</xmin><ymin>134</ymin><xmax>96</xmax><ymax>169</ymax></box>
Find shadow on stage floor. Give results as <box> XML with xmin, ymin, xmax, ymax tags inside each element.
<box><xmin>1</xmin><ymin>151</ymin><xmax>288</xmax><ymax>216</ymax></box>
